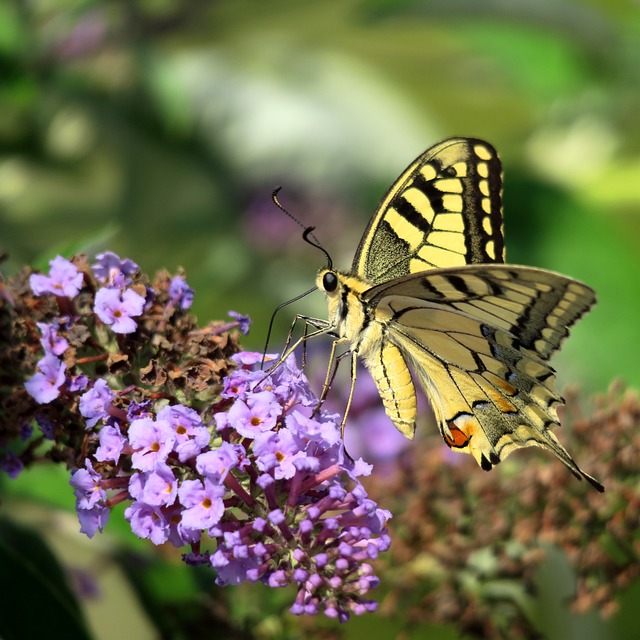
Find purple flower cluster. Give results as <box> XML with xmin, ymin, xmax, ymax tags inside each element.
<box><xmin>23</xmin><ymin>258</ymin><xmax>83</xmax><ymax>405</ymax></box>
<box><xmin>70</xmin><ymin>352</ymin><xmax>390</xmax><ymax>620</ymax></box>
<box><xmin>9</xmin><ymin>251</ymin><xmax>389</xmax><ymax>620</ymax></box>
<box><xmin>23</xmin><ymin>254</ymin><xmax>147</xmax><ymax>405</ymax></box>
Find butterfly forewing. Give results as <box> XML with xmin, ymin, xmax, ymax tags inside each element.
<box><xmin>352</xmin><ymin>138</ymin><xmax>505</xmax><ymax>284</ymax></box>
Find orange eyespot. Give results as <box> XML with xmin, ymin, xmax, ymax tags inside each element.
<box><xmin>444</xmin><ymin>425</ymin><xmax>471</xmax><ymax>448</ymax></box>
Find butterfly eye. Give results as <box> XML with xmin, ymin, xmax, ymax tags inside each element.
<box><xmin>322</xmin><ymin>271</ymin><xmax>338</xmax><ymax>292</ymax></box>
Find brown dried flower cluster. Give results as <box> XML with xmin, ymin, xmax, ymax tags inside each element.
<box><xmin>362</xmin><ymin>383</ymin><xmax>639</xmax><ymax>638</ymax></box>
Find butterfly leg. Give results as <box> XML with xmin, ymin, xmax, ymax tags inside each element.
<box><xmin>313</xmin><ymin>338</ymin><xmax>352</xmax><ymax>412</ymax></box>
<box><xmin>335</xmin><ymin>350</ymin><xmax>359</xmax><ymax>461</ymax></box>
<box><xmin>307</xmin><ymin>337</ymin><xmax>357</xmax><ymax>458</ymax></box>
<box><xmin>279</xmin><ymin>314</ymin><xmax>330</xmax><ymax>361</ymax></box>
<box><xmin>301</xmin><ymin>318</ymin><xmax>312</xmax><ymax>369</ymax></box>
<box><xmin>340</xmin><ymin>349</ymin><xmax>358</xmax><ymax>439</ymax></box>
<box><xmin>262</xmin><ymin>315</ymin><xmax>334</xmax><ymax>382</ymax></box>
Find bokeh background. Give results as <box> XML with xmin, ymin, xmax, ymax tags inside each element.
<box><xmin>1</xmin><ymin>1</ymin><xmax>639</xmax><ymax>638</ymax></box>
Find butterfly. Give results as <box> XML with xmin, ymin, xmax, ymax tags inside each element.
<box><xmin>306</xmin><ymin>137</ymin><xmax>603</xmax><ymax>491</ymax></box>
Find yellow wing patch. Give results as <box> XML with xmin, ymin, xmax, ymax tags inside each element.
<box><xmin>352</xmin><ymin>138</ymin><xmax>505</xmax><ymax>284</ymax></box>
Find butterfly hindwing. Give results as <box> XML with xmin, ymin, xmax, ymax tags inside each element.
<box><xmin>363</xmin><ymin>264</ymin><xmax>601</xmax><ymax>489</ymax></box>
<box><xmin>366</xmin><ymin>264</ymin><xmax>596</xmax><ymax>361</ymax></box>
<box><xmin>352</xmin><ymin>138</ymin><xmax>504</xmax><ymax>284</ymax></box>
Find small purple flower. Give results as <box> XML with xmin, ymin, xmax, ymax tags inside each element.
<box><xmin>228</xmin><ymin>310</ymin><xmax>251</xmax><ymax>335</ymax></box>
<box><xmin>178</xmin><ymin>479</ymin><xmax>226</xmax><ymax>532</ymax></box>
<box><xmin>24</xmin><ymin>354</ymin><xmax>66</xmax><ymax>404</ymax></box>
<box><xmin>211</xmin><ymin>534</ymin><xmax>264</xmax><ymax>586</ymax></box>
<box><xmin>94</xmin><ymin>287</ymin><xmax>145</xmax><ymax>334</ymax></box>
<box><xmin>92</xmin><ymin>251</ymin><xmax>138</xmax><ymax>286</ymax></box>
<box><xmin>127</xmin><ymin>400</ymin><xmax>152</xmax><ymax>421</ymax></box>
<box><xmin>79</xmin><ymin>379</ymin><xmax>115</xmax><ymax>428</ymax></box>
<box><xmin>94</xmin><ymin>424</ymin><xmax>126</xmax><ymax>463</ymax></box>
<box><xmin>1</xmin><ymin>452</ymin><xmax>24</xmax><ymax>478</ymax></box>
<box><xmin>78</xmin><ymin>503</ymin><xmax>111</xmax><ymax>538</ymax></box>
<box><xmin>68</xmin><ymin>373</ymin><xmax>89</xmax><ymax>392</ymax></box>
<box><xmin>221</xmin><ymin>367</ymin><xmax>264</xmax><ymax>400</ymax></box>
<box><xmin>70</xmin><ymin>459</ymin><xmax>107</xmax><ymax>510</ymax></box>
<box><xmin>286</xmin><ymin>409</ymin><xmax>340</xmax><ymax>446</ymax></box>
<box><xmin>268</xmin><ymin>353</ymin><xmax>317</xmax><ymax>407</ymax></box>
<box><xmin>29</xmin><ymin>255</ymin><xmax>84</xmax><ymax>298</ymax></box>
<box><xmin>196</xmin><ymin>442</ymin><xmax>243</xmax><ymax>482</ymax></box>
<box><xmin>128</xmin><ymin>418</ymin><xmax>176</xmax><ymax>471</ymax></box>
<box><xmin>227</xmin><ymin>391</ymin><xmax>282</xmax><ymax>438</ymax></box>
<box><xmin>124</xmin><ymin>501</ymin><xmax>171</xmax><ymax>545</ymax></box>
<box><xmin>215</xmin><ymin>557</ymin><xmax>263</xmax><ymax>586</ymax></box>
<box><xmin>36</xmin><ymin>414</ymin><xmax>55</xmax><ymax>439</ymax></box>
<box><xmin>253</xmin><ymin>429</ymin><xmax>312</xmax><ymax>480</ymax></box>
<box><xmin>168</xmin><ymin>276</ymin><xmax>194</xmax><ymax>310</ymax></box>
<box><xmin>37</xmin><ymin>322</ymin><xmax>69</xmax><ymax>356</ymax></box>
<box><xmin>157</xmin><ymin>404</ymin><xmax>210</xmax><ymax>462</ymax></box>
<box><xmin>232</xmin><ymin>351</ymin><xmax>269</xmax><ymax>366</ymax></box>
<box><xmin>173</xmin><ymin>507</ymin><xmax>204</xmax><ymax>546</ymax></box>
<box><xmin>347</xmin><ymin>457</ymin><xmax>374</xmax><ymax>480</ymax></box>
<box><xmin>19</xmin><ymin>423</ymin><xmax>33</xmax><ymax>440</ymax></box>
<box><xmin>129</xmin><ymin>465</ymin><xmax>178</xmax><ymax>507</ymax></box>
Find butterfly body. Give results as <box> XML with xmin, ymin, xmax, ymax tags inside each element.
<box><xmin>314</xmin><ymin>137</ymin><xmax>603</xmax><ymax>491</ymax></box>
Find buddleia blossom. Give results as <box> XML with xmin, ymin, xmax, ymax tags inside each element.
<box><xmin>227</xmin><ymin>310</ymin><xmax>251</xmax><ymax>335</ymax></box>
<box><xmin>71</xmin><ymin>353</ymin><xmax>388</xmax><ymax>620</ymax></box>
<box><xmin>24</xmin><ymin>354</ymin><xmax>67</xmax><ymax>404</ymax></box>
<box><xmin>37</xmin><ymin>321</ymin><xmax>69</xmax><ymax>356</ymax></box>
<box><xmin>168</xmin><ymin>275</ymin><xmax>194</xmax><ymax>310</ymax></box>
<box><xmin>79</xmin><ymin>379</ymin><xmax>115</xmax><ymax>428</ymax></box>
<box><xmin>92</xmin><ymin>251</ymin><xmax>139</xmax><ymax>286</ymax></box>
<box><xmin>0</xmin><ymin>252</ymin><xmax>390</xmax><ymax>621</ymax></box>
<box><xmin>1</xmin><ymin>250</ymin><xmax>238</xmax><ymax>485</ymax></box>
<box><xmin>29</xmin><ymin>255</ymin><xmax>84</xmax><ymax>298</ymax></box>
<box><xmin>94</xmin><ymin>287</ymin><xmax>145</xmax><ymax>334</ymax></box>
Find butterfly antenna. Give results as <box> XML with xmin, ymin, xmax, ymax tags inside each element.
<box><xmin>261</xmin><ymin>285</ymin><xmax>318</xmax><ymax>368</ymax></box>
<box><xmin>302</xmin><ymin>226</ymin><xmax>333</xmax><ymax>270</ymax></box>
<box><xmin>261</xmin><ymin>187</ymin><xmax>334</xmax><ymax>368</ymax></box>
<box><xmin>271</xmin><ymin>187</ymin><xmax>333</xmax><ymax>269</ymax></box>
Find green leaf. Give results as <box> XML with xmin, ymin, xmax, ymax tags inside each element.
<box><xmin>0</xmin><ymin>516</ymin><xmax>93</xmax><ymax>640</ymax></box>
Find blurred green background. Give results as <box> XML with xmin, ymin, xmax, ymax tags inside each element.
<box><xmin>1</xmin><ymin>0</ymin><xmax>639</xmax><ymax>638</ymax></box>
<box><xmin>2</xmin><ymin>0</ymin><xmax>640</xmax><ymax>390</ymax></box>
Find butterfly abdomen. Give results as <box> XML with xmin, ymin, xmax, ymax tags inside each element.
<box><xmin>318</xmin><ymin>269</ymin><xmax>420</xmax><ymax>438</ymax></box>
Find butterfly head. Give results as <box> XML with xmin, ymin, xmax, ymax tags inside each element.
<box><xmin>317</xmin><ymin>267</ymin><xmax>348</xmax><ymax>336</ymax></box>
<box><xmin>317</xmin><ymin>267</ymin><xmax>373</xmax><ymax>344</ymax></box>
<box><xmin>317</xmin><ymin>268</ymin><xmax>341</xmax><ymax>314</ymax></box>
